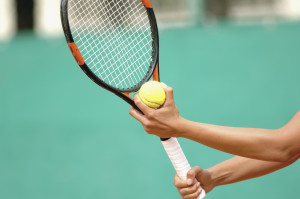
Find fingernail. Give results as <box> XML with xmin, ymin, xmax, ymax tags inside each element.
<box><xmin>187</xmin><ymin>179</ymin><xmax>193</xmax><ymax>185</ymax></box>
<box><xmin>196</xmin><ymin>182</ymin><xmax>200</xmax><ymax>188</ymax></box>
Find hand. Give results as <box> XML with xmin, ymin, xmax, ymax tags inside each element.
<box><xmin>129</xmin><ymin>85</ymin><xmax>184</xmax><ymax>138</ymax></box>
<box><xmin>174</xmin><ymin>167</ymin><xmax>215</xmax><ymax>199</ymax></box>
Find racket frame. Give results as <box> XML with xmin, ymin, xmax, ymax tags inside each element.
<box><xmin>61</xmin><ymin>1</ymin><xmax>206</xmax><ymax>198</ymax></box>
<box><xmin>60</xmin><ymin>0</ymin><xmax>159</xmax><ymax>111</ymax></box>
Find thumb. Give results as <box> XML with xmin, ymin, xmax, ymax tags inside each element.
<box><xmin>186</xmin><ymin>166</ymin><xmax>204</xmax><ymax>185</ymax></box>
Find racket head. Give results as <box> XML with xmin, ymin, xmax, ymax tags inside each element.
<box><xmin>60</xmin><ymin>0</ymin><xmax>159</xmax><ymax>100</ymax></box>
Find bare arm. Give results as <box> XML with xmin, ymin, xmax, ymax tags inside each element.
<box><xmin>208</xmin><ymin>155</ymin><xmax>299</xmax><ymax>186</ymax></box>
<box><xmin>129</xmin><ymin>85</ymin><xmax>300</xmax><ymax>162</ymax></box>
<box><xmin>179</xmin><ymin>112</ymin><xmax>300</xmax><ymax>162</ymax></box>
<box><xmin>175</xmin><ymin>155</ymin><xmax>299</xmax><ymax>198</ymax></box>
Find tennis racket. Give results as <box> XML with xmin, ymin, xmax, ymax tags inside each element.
<box><xmin>60</xmin><ymin>0</ymin><xmax>205</xmax><ymax>198</ymax></box>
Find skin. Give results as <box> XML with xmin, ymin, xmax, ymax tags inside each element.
<box><xmin>129</xmin><ymin>85</ymin><xmax>300</xmax><ymax>162</ymax></box>
<box><xmin>130</xmin><ymin>85</ymin><xmax>300</xmax><ymax>198</ymax></box>
<box><xmin>174</xmin><ymin>155</ymin><xmax>299</xmax><ymax>199</ymax></box>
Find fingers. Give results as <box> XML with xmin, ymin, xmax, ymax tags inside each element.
<box><xmin>129</xmin><ymin>106</ymin><xmax>146</xmax><ymax>124</ymax></box>
<box><xmin>133</xmin><ymin>94</ymin><xmax>154</xmax><ymax>115</ymax></box>
<box><xmin>179</xmin><ymin>182</ymin><xmax>201</xmax><ymax>196</ymax></box>
<box><xmin>161</xmin><ymin>83</ymin><xmax>174</xmax><ymax>106</ymax></box>
<box><xmin>182</xmin><ymin>188</ymin><xmax>203</xmax><ymax>199</ymax></box>
<box><xmin>175</xmin><ymin>173</ymin><xmax>203</xmax><ymax>199</ymax></box>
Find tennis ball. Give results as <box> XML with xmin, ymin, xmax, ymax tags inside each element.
<box><xmin>139</xmin><ymin>81</ymin><xmax>166</xmax><ymax>108</ymax></box>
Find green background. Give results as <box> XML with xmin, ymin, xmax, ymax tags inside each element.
<box><xmin>1</xmin><ymin>22</ymin><xmax>299</xmax><ymax>199</ymax></box>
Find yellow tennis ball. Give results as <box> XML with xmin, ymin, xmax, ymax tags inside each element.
<box><xmin>139</xmin><ymin>81</ymin><xmax>166</xmax><ymax>108</ymax></box>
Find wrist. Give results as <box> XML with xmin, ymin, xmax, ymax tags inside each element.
<box><xmin>175</xmin><ymin>117</ymin><xmax>190</xmax><ymax>138</ymax></box>
<box><xmin>206</xmin><ymin>167</ymin><xmax>219</xmax><ymax>188</ymax></box>
<box><xmin>207</xmin><ymin>166</ymin><xmax>232</xmax><ymax>187</ymax></box>
<box><xmin>176</xmin><ymin>118</ymin><xmax>203</xmax><ymax>139</ymax></box>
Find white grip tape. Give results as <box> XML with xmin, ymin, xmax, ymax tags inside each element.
<box><xmin>162</xmin><ymin>137</ymin><xmax>206</xmax><ymax>199</ymax></box>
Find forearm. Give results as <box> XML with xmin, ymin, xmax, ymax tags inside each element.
<box><xmin>207</xmin><ymin>155</ymin><xmax>299</xmax><ymax>186</ymax></box>
<box><xmin>179</xmin><ymin>118</ymin><xmax>288</xmax><ymax>161</ymax></box>
<box><xmin>131</xmin><ymin>89</ymin><xmax>300</xmax><ymax>161</ymax></box>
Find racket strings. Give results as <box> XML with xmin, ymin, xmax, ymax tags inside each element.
<box><xmin>95</xmin><ymin>2</ymin><xmax>150</xmax><ymax>84</ymax></box>
<box><xmin>68</xmin><ymin>0</ymin><xmax>153</xmax><ymax>90</ymax></box>
<box><xmin>69</xmin><ymin>0</ymin><xmax>146</xmax><ymax>85</ymax></box>
<box><xmin>70</xmin><ymin>1</ymin><xmax>130</xmax><ymax>85</ymax></box>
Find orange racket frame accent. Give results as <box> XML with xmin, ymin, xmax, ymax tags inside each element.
<box><xmin>152</xmin><ymin>64</ymin><xmax>159</xmax><ymax>81</ymax></box>
<box><xmin>68</xmin><ymin>42</ymin><xmax>84</xmax><ymax>66</ymax></box>
<box><xmin>141</xmin><ymin>0</ymin><xmax>152</xmax><ymax>8</ymax></box>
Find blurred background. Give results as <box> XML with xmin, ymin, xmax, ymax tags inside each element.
<box><xmin>0</xmin><ymin>0</ymin><xmax>299</xmax><ymax>199</ymax></box>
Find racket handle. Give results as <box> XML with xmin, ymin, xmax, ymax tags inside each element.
<box><xmin>161</xmin><ymin>137</ymin><xmax>206</xmax><ymax>199</ymax></box>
